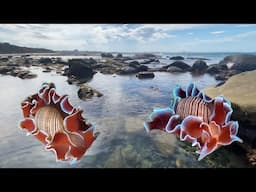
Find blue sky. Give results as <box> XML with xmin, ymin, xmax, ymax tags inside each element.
<box><xmin>0</xmin><ymin>24</ymin><xmax>255</xmax><ymax>52</ymax></box>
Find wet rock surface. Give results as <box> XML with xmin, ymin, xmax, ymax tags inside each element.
<box><xmin>204</xmin><ymin>70</ymin><xmax>256</xmax><ymax>147</ymax></box>
<box><xmin>219</xmin><ymin>54</ymin><xmax>256</xmax><ymax>72</ymax></box>
<box><xmin>191</xmin><ymin>60</ymin><xmax>208</xmax><ymax>74</ymax></box>
<box><xmin>77</xmin><ymin>84</ymin><xmax>103</xmax><ymax>100</ymax></box>
<box><xmin>163</xmin><ymin>61</ymin><xmax>191</xmax><ymax>71</ymax></box>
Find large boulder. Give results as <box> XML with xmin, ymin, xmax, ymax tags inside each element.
<box><xmin>163</xmin><ymin>61</ymin><xmax>191</xmax><ymax>71</ymax></box>
<box><xmin>219</xmin><ymin>54</ymin><xmax>256</xmax><ymax>72</ymax></box>
<box><xmin>67</xmin><ymin>59</ymin><xmax>96</xmax><ymax>80</ymax></box>
<box><xmin>191</xmin><ymin>60</ymin><xmax>208</xmax><ymax>74</ymax></box>
<box><xmin>204</xmin><ymin>70</ymin><xmax>256</xmax><ymax>146</ymax></box>
<box><xmin>169</xmin><ymin>56</ymin><xmax>184</xmax><ymax>60</ymax></box>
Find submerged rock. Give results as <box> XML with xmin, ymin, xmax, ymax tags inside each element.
<box><xmin>204</xmin><ymin>70</ymin><xmax>256</xmax><ymax>146</ymax></box>
<box><xmin>77</xmin><ymin>84</ymin><xmax>103</xmax><ymax>100</ymax></box>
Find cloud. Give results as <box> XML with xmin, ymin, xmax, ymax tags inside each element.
<box><xmin>0</xmin><ymin>24</ymin><xmax>250</xmax><ymax>52</ymax></box>
<box><xmin>210</xmin><ymin>31</ymin><xmax>225</xmax><ymax>34</ymax></box>
<box><xmin>236</xmin><ymin>24</ymin><xmax>256</xmax><ymax>28</ymax></box>
<box><xmin>0</xmin><ymin>24</ymin><xmax>184</xmax><ymax>50</ymax></box>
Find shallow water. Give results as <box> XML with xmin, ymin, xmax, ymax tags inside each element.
<box><xmin>0</xmin><ymin>67</ymin><xmax>249</xmax><ymax>167</ymax></box>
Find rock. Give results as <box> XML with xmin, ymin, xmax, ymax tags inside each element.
<box><xmin>42</xmin><ymin>67</ymin><xmax>52</xmax><ymax>73</ymax></box>
<box><xmin>167</xmin><ymin>66</ymin><xmax>183</xmax><ymax>73</ymax></box>
<box><xmin>24</xmin><ymin>58</ymin><xmax>33</xmax><ymax>65</ymax></box>
<box><xmin>163</xmin><ymin>61</ymin><xmax>191</xmax><ymax>71</ymax></box>
<box><xmin>67</xmin><ymin>59</ymin><xmax>96</xmax><ymax>81</ymax></box>
<box><xmin>175</xmin><ymin>159</ymin><xmax>183</xmax><ymax>168</ymax></box>
<box><xmin>67</xmin><ymin>76</ymin><xmax>79</xmax><ymax>85</ymax></box>
<box><xmin>191</xmin><ymin>60</ymin><xmax>208</xmax><ymax>74</ymax></box>
<box><xmin>214</xmin><ymin>70</ymin><xmax>240</xmax><ymax>81</ymax></box>
<box><xmin>118</xmin><ymin>66</ymin><xmax>138</xmax><ymax>75</ymax></box>
<box><xmin>187</xmin><ymin>57</ymin><xmax>210</xmax><ymax>60</ymax></box>
<box><xmin>206</xmin><ymin>65</ymin><xmax>220</xmax><ymax>74</ymax></box>
<box><xmin>219</xmin><ymin>54</ymin><xmax>256</xmax><ymax>72</ymax></box>
<box><xmin>140</xmin><ymin>58</ymin><xmax>159</xmax><ymax>64</ymax></box>
<box><xmin>0</xmin><ymin>66</ymin><xmax>15</xmax><ymax>74</ymax></box>
<box><xmin>127</xmin><ymin>62</ymin><xmax>148</xmax><ymax>72</ymax></box>
<box><xmin>77</xmin><ymin>84</ymin><xmax>103</xmax><ymax>100</ymax></box>
<box><xmin>138</xmin><ymin>65</ymin><xmax>148</xmax><ymax>71</ymax></box>
<box><xmin>116</xmin><ymin>53</ymin><xmax>123</xmax><ymax>58</ymax></box>
<box><xmin>15</xmin><ymin>70</ymin><xmax>37</xmax><ymax>79</ymax></box>
<box><xmin>133</xmin><ymin>53</ymin><xmax>156</xmax><ymax>59</ymax></box>
<box><xmin>148</xmin><ymin>67</ymin><xmax>167</xmax><ymax>72</ymax></box>
<box><xmin>215</xmin><ymin>81</ymin><xmax>226</xmax><ymax>87</ymax></box>
<box><xmin>99</xmin><ymin>67</ymin><xmax>120</xmax><ymax>74</ymax></box>
<box><xmin>0</xmin><ymin>57</ymin><xmax>9</xmax><ymax>62</ymax></box>
<box><xmin>101</xmin><ymin>53</ymin><xmax>114</xmax><ymax>58</ymax></box>
<box><xmin>204</xmin><ymin>70</ymin><xmax>256</xmax><ymax>146</ymax></box>
<box><xmin>206</xmin><ymin>64</ymin><xmax>228</xmax><ymax>75</ymax></box>
<box><xmin>56</xmin><ymin>57</ymin><xmax>67</xmax><ymax>65</ymax></box>
<box><xmin>136</xmin><ymin>72</ymin><xmax>155</xmax><ymax>79</ymax></box>
<box><xmin>214</xmin><ymin>73</ymin><xmax>228</xmax><ymax>81</ymax></box>
<box><xmin>38</xmin><ymin>57</ymin><xmax>52</xmax><ymax>64</ymax></box>
<box><xmin>128</xmin><ymin>61</ymin><xmax>140</xmax><ymax>68</ymax></box>
<box><xmin>247</xmin><ymin>149</ymin><xmax>256</xmax><ymax>167</ymax></box>
<box><xmin>169</xmin><ymin>56</ymin><xmax>184</xmax><ymax>60</ymax></box>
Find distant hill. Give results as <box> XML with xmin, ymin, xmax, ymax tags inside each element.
<box><xmin>0</xmin><ymin>42</ymin><xmax>54</xmax><ymax>54</ymax></box>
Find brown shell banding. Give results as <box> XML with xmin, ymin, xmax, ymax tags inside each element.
<box><xmin>176</xmin><ymin>96</ymin><xmax>213</xmax><ymax>123</ymax></box>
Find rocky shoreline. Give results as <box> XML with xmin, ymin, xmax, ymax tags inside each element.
<box><xmin>1</xmin><ymin>52</ymin><xmax>256</xmax><ymax>167</ymax></box>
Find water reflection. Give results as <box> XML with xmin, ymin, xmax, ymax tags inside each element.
<box><xmin>0</xmin><ymin>67</ymin><xmax>248</xmax><ymax>167</ymax></box>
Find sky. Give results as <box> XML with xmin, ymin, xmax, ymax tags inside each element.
<box><xmin>0</xmin><ymin>24</ymin><xmax>256</xmax><ymax>52</ymax></box>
